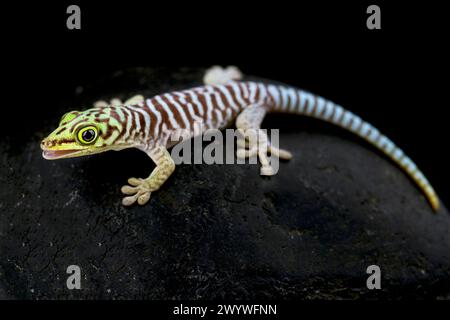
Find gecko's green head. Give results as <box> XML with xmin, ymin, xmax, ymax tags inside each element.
<box><xmin>41</xmin><ymin>108</ymin><xmax>126</xmax><ymax>160</ymax></box>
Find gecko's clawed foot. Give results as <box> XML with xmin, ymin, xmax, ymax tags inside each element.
<box><xmin>121</xmin><ymin>177</ymin><xmax>153</xmax><ymax>206</ymax></box>
<box><xmin>236</xmin><ymin>129</ymin><xmax>293</xmax><ymax>176</ymax></box>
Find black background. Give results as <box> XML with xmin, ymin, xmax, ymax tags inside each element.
<box><xmin>3</xmin><ymin>1</ymin><xmax>449</xmax><ymax>208</ymax></box>
<box><xmin>1</xmin><ymin>0</ymin><xmax>449</xmax><ymax>310</ymax></box>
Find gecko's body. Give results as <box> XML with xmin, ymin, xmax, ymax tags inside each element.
<box><xmin>41</xmin><ymin>67</ymin><xmax>440</xmax><ymax>211</ymax></box>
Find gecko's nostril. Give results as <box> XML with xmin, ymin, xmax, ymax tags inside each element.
<box><xmin>41</xmin><ymin>140</ymin><xmax>48</xmax><ymax>149</ymax></box>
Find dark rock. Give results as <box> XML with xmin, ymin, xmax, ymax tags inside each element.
<box><xmin>1</xmin><ymin>67</ymin><xmax>449</xmax><ymax>299</ymax></box>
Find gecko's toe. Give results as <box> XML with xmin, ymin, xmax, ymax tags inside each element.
<box><xmin>94</xmin><ymin>100</ymin><xmax>108</xmax><ymax>108</ymax></box>
<box><xmin>260</xmin><ymin>165</ymin><xmax>276</xmax><ymax>176</ymax></box>
<box><xmin>236</xmin><ymin>138</ymin><xmax>248</xmax><ymax>148</ymax></box>
<box><xmin>121</xmin><ymin>178</ymin><xmax>153</xmax><ymax>206</ymax></box>
<box><xmin>237</xmin><ymin>147</ymin><xmax>257</xmax><ymax>159</ymax></box>
<box><xmin>137</xmin><ymin>192</ymin><xmax>151</xmax><ymax>205</ymax></box>
<box><xmin>121</xmin><ymin>185</ymin><xmax>138</xmax><ymax>195</ymax></box>
<box><xmin>110</xmin><ymin>98</ymin><xmax>123</xmax><ymax>106</ymax></box>
<box><xmin>122</xmin><ymin>194</ymin><xmax>139</xmax><ymax>206</ymax></box>
<box><xmin>127</xmin><ymin>177</ymin><xmax>143</xmax><ymax>186</ymax></box>
<box><xmin>236</xmin><ymin>149</ymin><xmax>246</xmax><ymax>159</ymax></box>
<box><xmin>269</xmin><ymin>146</ymin><xmax>293</xmax><ymax>160</ymax></box>
<box><xmin>121</xmin><ymin>188</ymin><xmax>151</xmax><ymax>206</ymax></box>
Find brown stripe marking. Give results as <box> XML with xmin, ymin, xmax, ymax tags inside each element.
<box><xmin>224</xmin><ymin>84</ymin><xmax>241</xmax><ymax>110</ymax></box>
<box><xmin>285</xmin><ymin>88</ymin><xmax>292</xmax><ymax>111</ymax></box>
<box><xmin>186</xmin><ymin>92</ymin><xmax>202</xmax><ymax>116</ymax></box>
<box><xmin>309</xmin><ymin>95</ymin><xmax>317</xmax><ymax>115</ymax></box>
<box><xmin>214</xmin><ymin>87</ymin><xmax>231</xmax><ymax>114</ymax></box>
<box><xmin>240</xmin><ymin>83</ymin><xmax>251</xmax><ymax>105</ymax></box>
<box><xmin>195</xmin><ymin>94</ymin><xmax>210</xmax><ymax>121</ymax></box>
<box><xmin>55</xmin><ymin>126</ymin><xmax>66</xmax><ymax>135</ymax></box>
<box><xmin>55</xmin><ymin>138</ymin><xmax>76</xmax><ymax>145</ymax></box>
<box><xmin>162</xmin><ymin>94</ymin><xmax>185</xmax><ymax>128</ymax></box>
<box><xmin>276</xmin><ymin>86</ymin><xmax>284</xmax><ymax>111</ymax></box>
<box><xmin>70</xmin><ymin>119</ymin><xmax>87</xmax><ymax>133</ymax></box>
<box><xmin>152</xmin><ymin>99</ymin><xmax>174</xmax><ymax>130</ymax></box>
<box><xmin>328</xmin><ymin>103</ymin><xmax>336</xmax><ymax>120</ymax></box>
<box><xmin>111</xmin><ymin>107</ymin><xmax>130</xmax><ymax>144</ymax></box>
<box><xmin>337</xmin><ymin>109</ymin><xmax>346</xmax><ymax>127</ymax></box>
<box><xmin>172</xmin><ymin>94</ymin><xmax>195</xmax><ymax>128</ymax></box>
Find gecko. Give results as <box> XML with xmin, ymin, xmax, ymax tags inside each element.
<box><xmin>40</xmin><ymin>66</ymin><xmax>440</xmax><ymax>211</ymax></box>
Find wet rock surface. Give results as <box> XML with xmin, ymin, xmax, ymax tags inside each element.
<box><xmin>1</xmin><ymin>67</ymin><xmax>449</xmax><ymax>299</ymax></box>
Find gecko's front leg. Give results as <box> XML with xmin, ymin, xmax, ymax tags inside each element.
<box><xmin>120</xmin><ymin>144</ymin><xmax>175</xmax><ymax>206</ymax></box>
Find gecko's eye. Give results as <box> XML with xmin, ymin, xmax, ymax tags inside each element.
<box><xmin>77</xmin><ymin>126</ymin><xmax>98</xmax><ymax>145</ymax></box>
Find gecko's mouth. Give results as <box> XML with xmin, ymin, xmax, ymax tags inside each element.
<box><xmin>42</xmin><ymin>149</ymin><xmax>81</xmax><ymax>160</ymax></box>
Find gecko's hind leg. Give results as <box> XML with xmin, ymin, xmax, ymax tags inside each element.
<box><xmin>237</xmin><ymin>131</ymin><xmax>292</xmax><ymax>160</ymax></box>
<box><xmin>235</xmin><ymin>105</ymin><xmax>292</xmax><ymax>176</ymax></box>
